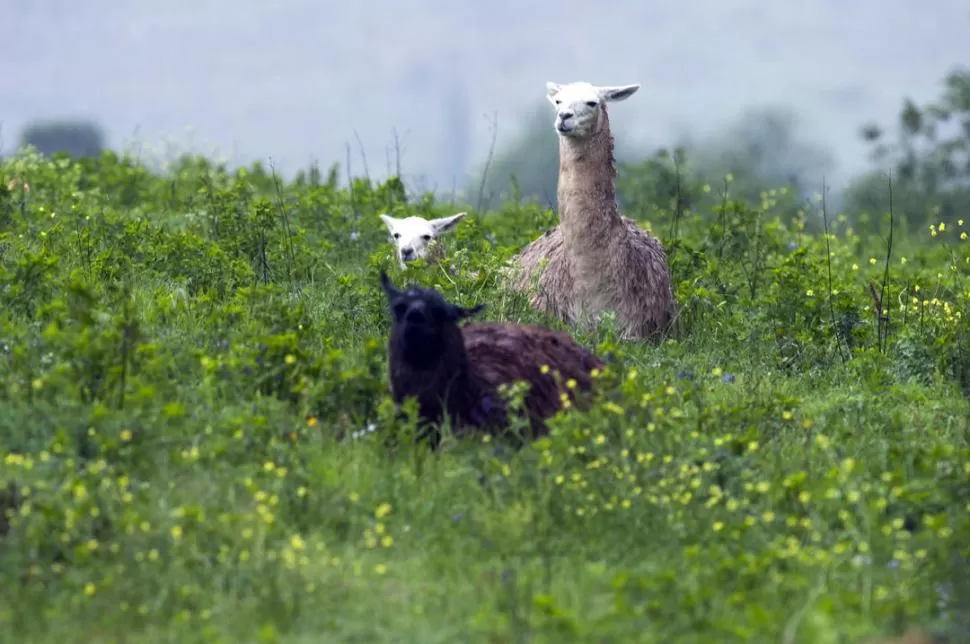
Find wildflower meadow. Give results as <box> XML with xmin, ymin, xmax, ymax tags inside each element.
<box><xmin>1</xmin><ymin>144</ymin><xmax>968</xmax><ymax>643</ymax></box>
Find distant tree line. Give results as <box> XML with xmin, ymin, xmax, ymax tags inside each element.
<box><xmin>18</xmin><ymin>119</ymin><xmax>105</xmax><ymax>159</ymax></box>
<box><xmin>14</xmin><ymin>63</ymin><xmax>969</xmax><ymax>239</ymax></box>
<box><xmin>467</xmin><ymin>64</ymin><xmax>970</xmax><ymax>237</ymax></box>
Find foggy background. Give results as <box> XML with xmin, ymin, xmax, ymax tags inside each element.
<box><xmin>2</xmin><ymin>0</ymin><xmax>969</xmax><ymax>202</ymax></box>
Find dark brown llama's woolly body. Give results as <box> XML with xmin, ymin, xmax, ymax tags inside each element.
<box><xmin>388</xmin><ymin>321</ymin><xmax>605</xmax><ymax>442</ymax></box>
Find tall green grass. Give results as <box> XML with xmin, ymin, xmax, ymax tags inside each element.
<box><xmin>0</xmin><ymin>148</ymin><xmax>968</xmax><ymax>643</ymax></box>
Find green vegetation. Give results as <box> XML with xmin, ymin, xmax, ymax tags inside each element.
<box><xmin>1</xmin><ymin>68</ymin><xmax>969</xmax><ymax>643</ymax></box>
<box><xmin>844</xmin><ymin>67</ymin><xmax>970</xmax><ymax>237</ymax></box>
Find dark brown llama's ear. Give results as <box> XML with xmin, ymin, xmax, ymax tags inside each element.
<box><xmin>454</xmin><ymin>303</ymin><xmax>486</xmax><ymax>320</ymax></box>
<box><xmin>379</xmin><ymin>270</ymin><xmax>401</xmax><ymax>300</ymax></box>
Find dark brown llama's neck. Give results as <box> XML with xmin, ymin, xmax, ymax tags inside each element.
<box><xmin>389</xmin><ymin>333</ymin><xmax>477</xmax><ymax>424</ymax></box>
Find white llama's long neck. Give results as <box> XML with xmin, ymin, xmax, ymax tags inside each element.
<box><xmin>556</xmin><ymin>107</ymin><xmax>624</xmax><ymax>260</ymax></box>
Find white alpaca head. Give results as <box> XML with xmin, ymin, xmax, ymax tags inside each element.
<box><xmin>545</xmin><ymin>81</ymin><xmax>640</xmax><ymax>139</ymax></box>
<box><xmin>379</xmin><ymin>212</ymin><xmax>468</xmax><ymax>268</ymax></box>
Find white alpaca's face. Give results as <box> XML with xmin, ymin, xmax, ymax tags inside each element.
<box><xmin>546</xmin><ymin>81</ymin><xmax>641</xmax><ymax>139</ymax></box>
<box><xmin>379</xmin><ymin>212</ymin><xmax>467</xmax><ymax>268</ymax></box>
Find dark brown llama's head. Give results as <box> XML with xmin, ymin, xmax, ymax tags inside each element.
<box><xmin>379</xmin><ymin>270</ymin><xmax>485</xmax><ymax>370</ymax></box>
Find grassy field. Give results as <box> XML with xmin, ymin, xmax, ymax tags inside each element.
<box><xmin>1</xmin><ymin>148</ymin><xmax>969</xmax><ymax>643</ymax></box>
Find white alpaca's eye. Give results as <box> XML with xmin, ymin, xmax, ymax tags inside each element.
<box><xmin>421</xmin><ymin>235</ymin><xmax>431</xmax><ymax>241</ymax></box>
<box><xmin>555</xmin><ymin>99</ymin><xmax>561</xmax><ymax>105</ymax></box>
<box><xmin>393</xmin><ymin>233</ymin><xmax>401</xmax><ymax>239</ymax></box>
<box><xmin>586</xmin><ymin>101</ymin><xmax>597</xmax><ymax>108</ymax></box>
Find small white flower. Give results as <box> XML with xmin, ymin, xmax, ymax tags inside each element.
<box><xmin>350</xmin><ymin>423</ymin><xmax>378</xmax><ymax>441</ymax></box>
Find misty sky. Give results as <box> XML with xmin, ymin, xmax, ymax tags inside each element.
<box><xmin>2</xmin><ymin>0</ymin><xmax>968</xmax><ymax>192</ymax></box>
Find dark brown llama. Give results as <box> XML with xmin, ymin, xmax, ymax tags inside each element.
<box><xmin>380</xmin><ymin>270</ymin><xmax>604</xmax><ymax>446</ymax></box>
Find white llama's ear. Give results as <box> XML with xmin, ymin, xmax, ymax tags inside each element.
<box><xmin>546</xmin><ymin>82</ymin><xmax>562</xmax><ymax>103</ymax></box>
<box><xmin>378</xmin><ymin>214</ymin><xmax>399</xmax><ymax>234</ymax></box>
<box><xmin>596</xmin><ymin>84</ymin><xmax>640</xmax><ymax>102</ymax></box>
<box><xmin>428</xmin><ymin>211</ymin><xmax>467</xmax><ymax>235</ymax></box>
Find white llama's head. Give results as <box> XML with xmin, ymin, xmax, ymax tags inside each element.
<box><xmin>545</xmin><ymin>81</ymin><xmax>640</xmax><ymax>139</ymax></box>
<box><xmin>378</xmin><ymin>212</ymin><xmax>468</xmax><ymax>268</ymax></box>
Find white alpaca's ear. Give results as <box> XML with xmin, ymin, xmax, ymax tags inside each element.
<box><xmin>546</xmin><ymin>81</ymin><xmax>562</xmax><ymax>104</ymax></box>
<box><xmin>596</xmin><ymin>84</ymin><xmax>640</xmax><ymax>102</ymax></box>
<box><xmin>428</xmin><ymin>212</ymin><xmax>467</xmax><ymax>235</ymax></box>
<box><xmin>378</xmin><ymin>214</ymin><xmax>399</xmax><ymax>235</ymax></box>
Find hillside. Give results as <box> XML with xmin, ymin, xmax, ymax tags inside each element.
<box><xmin>0</xmin><ymin>139</ymin><xmax>968</xmax><ymax>640</ymax></box>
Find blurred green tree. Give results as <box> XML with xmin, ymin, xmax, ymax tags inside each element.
<box><xmin>20</xmin><ymin>119</ymin><xmax>105</xmax><ymax>159</ymax></box>
<box><xmin>843</xmin><ymin>65</ymin><xmax>970</xmax><ymax>235</ymax></box>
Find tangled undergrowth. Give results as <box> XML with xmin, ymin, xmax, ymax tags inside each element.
<box><xmin>1</xmin><ymin>148</ymin><xmax>969</xmax><ymax>643</ymax></box>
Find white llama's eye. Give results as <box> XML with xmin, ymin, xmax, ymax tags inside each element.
<box><xmin>393</xmin><ymin>233</ymin><xmax>401</xmax><ymax>239</ymax></box>
<box><xmin>586</xmin><ymin>101</ymin><xmax>597</xmax><ymax>108</ymax></box>
<box><xmin>555</xmin><ymin>99</ymin><xmax>561</xmax><ymax>105</ymax></box>
<box><xmin>421</xmin><ymin>234</ymin><xmax>431</xmax><ymax>241</ymax></box>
